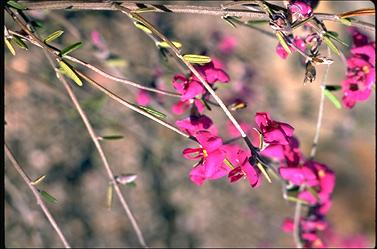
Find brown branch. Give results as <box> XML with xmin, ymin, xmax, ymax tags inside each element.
<box><xmin>17</xmin><ymin>1</ymin><xmax>375</xmax><ymax>31</ymax></box>
<box><xmin>4</xmin><ymin>143</ymin><xmax>71</xmax><ymax>248</ymax></box>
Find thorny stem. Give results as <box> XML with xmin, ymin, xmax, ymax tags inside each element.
<box><xmin>4</xmin><ymin>143</ymin><xmax>71</xmax><ymax>248</ymax></box>
<box><xmin>17</xmin><ymin>1</ymin><xmax>375</xmax><ymax>31</ymax></box>
<box><xmin>6</xmin><ymin>7</ymin><xmax>150</xmax><ymax>248</ymax></box>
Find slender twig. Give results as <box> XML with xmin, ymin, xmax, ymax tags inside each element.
<box><xmin>17</xmin><ymin>1</ymin><xmax>375</xmax><ymax>31</ymax></box>
<box><xmin>309</xmin><ymin>48</ymin><xmax>332</xmax><ymax>159</ymax></box>
<box><xmin>4</xmin><ymin>143</ymin><xmax>71</xmax><ymax>248</ymax></box>
<box><xmin>292</xmin><ymin>185</ymin><xmax>305</xmax><ymax>248</ymax></box>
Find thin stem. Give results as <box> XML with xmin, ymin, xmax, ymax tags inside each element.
<box><xmin>4</xmin><ymin>143</ymin><xmax>71</xmax><ymax>248</ymax></box>
<box><xmin>17</xmin><ymin>1</ymin><xmax>375</xmax><ymax>31</ymax></box>
<box><xmin>64</xmin><ymin>55</ymin><xmax>181</xmax><ymax>98</ymax></box>
<box><xmin>293</xmin><ymin>185</ymin><xmax>305</xmax><ymax>248</ymax></box>
<box><xmin>309</xmin><ymin>48</ymin><xmax>332</xmax><ymax>159</ymax></box>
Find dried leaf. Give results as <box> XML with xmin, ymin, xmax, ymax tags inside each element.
<box><xmin>325</xmin><ymin>85</ymin><xmax>342</xmax><ymax>91</ymax></box>
<box><xmin>339</xmin><ymin>8</ymin><xmax>375</xmax><ymax>19</ymax></box>
<box><xmin>31</xmin><ymin>175</ymin><xmax>46</xmax><ymax>185</ymax></box>
<box><xmin>98</xmin><ymin>135</ymin><xmax>124</xmax><ymax>140</ymax></box>
<box><xmin>4</xmin><ymin>38</ymin><xmax>16</xmax><ymax>56</ymax></box>
<box><xmin>106</xmin><ymin>184</ymin><xmax>113</xmax><ymax>209</ymax></box>
<box><xmin>324</xmin><ymin>89</ymin><xmax>342</xmax><ymax>109</ymax></box>
<box><xmin>58</xmin><ymin>60</ymin><xmax>83</xmax><ymax>86</ymax></box>
<box><xmin>183</xmin><ymin>54</ymin><xmax>211</xmax><ymax>64</ymax></box>
<box><xmin>304</xmin><ymin>61</ymin><xmax>316</xmax><ymax>84</ymax></box>
<box><xmin>115</xmin><ymin>174</ymin><xmax>138</xmax><ymax>185</ymax></box>
<box><xmin>44</xmin><ymin>30</ymin><xmax>64</xmax><ymax>43</ymax></box>
<box><xmin>229</xmin><ymin>99</ymin><xmax>247</xmax><ymax>111</ymax></box>
<box><xmin>39</xmin><ymin>190</ymin><xmax>57</xmax><ymax>203</ymax></box>
<box><xmin>60</xmin><ymin>42</ymin><xmax>83</xmax><ymax>56</ymax></box>
<box><xmin>312</xmin><ymin>56</ymin><xmax>334</xmax><ymax>65</ymax></box>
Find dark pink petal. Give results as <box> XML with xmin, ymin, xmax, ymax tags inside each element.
<box><xmin>279</xmin><ymin>167</ymin><xmax>305</xmax><ymax>185</ymax></box>
<box><xmin>172</xmin><ymin>74</ymin><xmax>187</xmax><ymax>94</ymax></box>
<box><xmin>255</xmin><ymin>112</ymin><xmax>271</xmax><ymax>128</ymax></box>
<box><xmin>218</xmin><ymin>36</ymin><xmax>237</xmax><ymax>54</ymax></box>
<box><xmin>276</xmin><ymin>44</ymin><xmax>290</xmax><ymax>59</ymax></box>
<box><xmin>263</xmin><ymin>129</ymin><xmax>289</xmax><ymax>144</ymax></box>
<box><xmin>189</xmin><ymin>165</ymin><xmax>207</xmax><ymax>185</ymax></box>
<box><xmin>203</xmin><ymin>150</ymin><xmax>226</xmax><ymax>178</ymax></box>
<box><xmin>195</xmin><ymin>131</ymin><xmax>223</xmax><ymax>152</ymax></box>
<box><xmin>241</xmin><ymin>161</ymin><xmax>261</xmax><ymax>187</ymax></box>
<box><xmin>182</xmin><ymin>147</ymin><xmax>204</xmax><ymax>160</ymax></box>
<box><xmin>279</xmin><ymin>122</ymin><xmax>295</xmax><ymax>137</ymax></box>
<box><xmin>302</xmin><ymin>232</ymin><xmax>318</xmax><ymax>242</ymax></box>
<box><xmin>282</xmin><ymin>218</ymin><xmax>294</xmax><ymax>233</ymax></box>
<box><xmin>261</xmin><ymin>144</ymin><xmax>285</xmax><ymax>159</ymax></box>
<box><xmin>351</xmin><ymin>44</ymin><xmax>375</xmax><ymax>66</ymax></box>
<box><xmin>228</xmin><ymin>166</ymin><xmax>244</xmax><ymax>182</ymax></box>
<box><xmin>181</xmin><ymin>80</ymin><xmax>205</xmax><ymax>101</ymax></box>
<box><xmin>194</xmin><ymin>99</ymin><xmax>205</xmax><ymax>113</ymax></box>
<box><xmin>298</xmin><ymin>190</ymin><xmax>317</xmax><ymax>205</ymax></box>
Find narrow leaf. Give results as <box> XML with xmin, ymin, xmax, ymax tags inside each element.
<box><xmin>58</xmin><ymin>60</ymin><xmax>83</xmax><ymax>86</ymax></box>
<box><xmin>183</xmin><ymin>54</ymin><xmax>211</xmax><ymax>64</ymax></box>
<box><xmin>7</xmin><ymin>0</ymin><xmax>26</xmax><ymax>10</ymax></box>
<box><xmin>13</xmin><ymin>36</ymin><xmax>28</xmax><ymax>50</ymax></box>
<box><xmin>105</xmin><ymin>57</ymin><xmax>127</xmax><ymax>67</ymax></box>
<box><xmin>339</xmin><ymin>17</ymin><xmax>352</xmax><ymax>26</ymax></box>
<box><xmin>325</xmin><ymin>32</ymin><xmax>348</xmax><ymax>47</ymax></box>
<box><xmin>325</xmin><ymin>85</ymin><xmax>342</xmax><ymax>91</ymax></box>
<box><xmin>4</xmin><ymin>38</ymin><xmax>16</xmax><ymax>56</ymax></box>
<box><xmin>31</xmin><ymin>175</ymin><xmax>46</xmax><ymax>185</ymax></box>
<box><xmin>286</xmin><ymin>196</ymin><xmax>309</xmax><ymax>205</ymax></box>
<box><xmin>98</xmin><ymin>135</ymin><xmax>124</xmax><ymax>140</ymax></box>
<box><xmin>60</xmin><ymin>42</ymin><xmax>83</xmax><ymax>56</ymax></box>
<box><xmin>44</xmin><ymin>30</ymin><xmax>64</xmax><ymax>43</ymax></box>
<box><xmin>276</xmin><ymin>32</ymin><xmax>291</xmax><ymax>54</ymax></box>
<box><xmin>132</xmin><ymin>7</ymin><xmax>156</xmax><ymax>13</ymax></box>
<box><xmin>106</xmin><ymin>184</ymin><xmax>113</xmax><ymax>209</ymax></box>
<box><xmin>137</xmin><ymin>105</ymin><xmax>167</xmax><ymax>119</ymax></box>
<box><xmin>323</xmin><ymin>36</ymin><xmax>340</xmax><ymax>55</ymax></box>
<box><xmin>157</xmin><ymin>41</ymin><xmax>182</xmax><ymax>49</ymax></box>
<box><xmin>221</xmin><ymin>16</ymin><xmax>238</xmax><ymax>28</ymax></box>
<box><xmin>39</xmin><ymin>190</ymin><xmax>57</xmax><ymax>203</ymax></box>
<box><xmin>256</xmin><ymin>163</ymin><xmax>272</xmax><ymax>183</ymax></box>
<box><xmin>324</xmin><ymin>89</ymin><xmax>342</xmax><ymax>109</ymax></box>
<box><xmin>133</xmin><ymin>21</ymin><xmax>152</xmax><ymax>34</ymax></box>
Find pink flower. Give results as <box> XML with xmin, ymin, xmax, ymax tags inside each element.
<box><xmin>183</xmin><ymin>131</ymin><xmax>229</xmax><ymax>185</ymax></box>
<box><xmin>173</xmin><ymin>74</ymin><xmax>205</xmax><ymax>101</ymax></box>
<box><xmin>176</xmin><ymin>115</ymin><xmax>217</xmax><ymax>136</ymax></box>
<box><xmin>279</xmin><ymin>165</ymin><xmax>318</xmax><ymax>187</ymax></box>
<box><xmin>255</xmin><ymin>112</ymin><xmax>294</xmax><ymax>145</ymax></box>
<box><xmin>261</xmin><ymin>136</ymin><xmax>302</xmax><ymax>166</ymax></box>
<box><xmin>227</xmin><ymin>120</ymin><xmax>252</xmax><ymax>138</ymax></box>
<box><xmin>288</xmin><ymin>1</ymin><xmax>313</xmax><ymax>19</ymax></box>
<box><xmin>276</xmin><ymin>36</ymin><xmax>306</xmax><ymax>59</ymax></box>
<box><xmin>282</xmin><ymin>218</ymin><xmax>294</xmax><ymax>233</ymax></box>
<box><xmin>172</xmin><ymin>99</ymin><xmax>205</xmax><ymax>115</ymax></box>
<box><xmin>193</xmin><ymin>59</ymin><xmax>230</xmax><ymax>84</ymax></box>
<box><xmin>136</xmin><ymin>89</ymin><xmax>151</xmax><ymax>106</ymax></box>
<box><xmin>218</xmin><ymin>36</ymin><xmax>237</xmax><ymax>54</ymax></box>
<box><xmin>226</xmin><ymin>149</ymin><xmax>261</xmax><ymax>187</ymax></box>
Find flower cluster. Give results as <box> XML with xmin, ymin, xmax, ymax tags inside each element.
<box><xmin>341</xmin><ymin>28</ymin><xmax>376</xmax><ymax>108</ymax></box>
<box><xmin>171</xmin><ymin>58</ymin><xmax>229</xmax><ymax>115</ymax></box>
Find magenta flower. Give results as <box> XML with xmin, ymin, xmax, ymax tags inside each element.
<box><xmin>172</xmin><ymin>99</ymin><xmax>205</xmax><ymax>115</ymax></box>
<box><xmin>193</xmin><ymin>58</ymin><xmax>230</xmax><ymax>84</ymax></box>
<box><xmin>218</xmin><ymin>36</ymin><xmax>237</xmax><ymax>54</ymax></box>
<box><xmin>276</xmin><ymin>36</ymin><xmax>306</xmax><ymax>59</ymax></box>
<box><xmin>176</xmin><ymin>115</ymin><xmax>217</xmax><ymax>136</ymax></box>
<box><xmin>288</xmin><ymin>1</ymin><xmax>313</xmax><ymax>19</ymax></box>
<box><xmin>279</xmin><ymin>165</ymin><xmax>318</xmax><ymax>187</ymax></box>
<box><xmin>136</xmin><ymin>89</ymin><xmax>151</xmax><ymax>106</ymax></box>
<box><xmin>226</xmin><ymin>148</ymin><xmax>261</xmax><ymax>188</ymax></box>
<box><xmin>183</xmin><ymin>131</ymin><xmax>229</xmax><ymax>185</ymax></box>
<box><xmin>282</xmin><ymin>218</ymin><xmax>294</xmax><ymax>233</ymax></box>
<box><xmin>173</xmin><ymin>74</ymin><xmax>206</xmax><ymax>101</ymax></box>
<box><xmin>261</xmin><ymin>136</ymin><xmax>302</xmax><ymax>166</ymax></box>
<box><xmin>255</xmin><ymin>112</ymin><xmax>294</xmax><ymax>145</ymax></box>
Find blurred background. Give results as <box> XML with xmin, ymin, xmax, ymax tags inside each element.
<box><xmin>4</xmin><ymin>1</ymin><xmax>375</xmax><ymax>247</ymax></box>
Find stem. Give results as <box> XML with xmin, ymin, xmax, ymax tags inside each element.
<box><xmin>293</xmin><ymin>185</ymin><xmax>304</xmax><ymax>248</ymax></box>
<box><xmin>17</xmin><ymin>1</ymin><xmax>375</xmax><ymax>31</ymax></box>
<box><xmin>4</xmin><ymin>143</ymin><xmax>71</xmax><ymax>248</ymax></box>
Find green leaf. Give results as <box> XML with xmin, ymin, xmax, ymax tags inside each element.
<box><xmin>39</xmin><ymin>190</ymin><xmax>57</xmax><ymax>203</ymax></box>
<box><xmin>221</xmin><ymin>16</ymin><xmax>238</xmax><ymax>28</ymax></box>
<box><xmin>183</xmin><ymin>54</ymin><xmax>211</xmax><ymax>64</ymax></box>
<box><xmin>156</xmin><ymin>41</ymin><xmax>182</xmax><ymax>49</ymax></box>
<box><xmin>4</xmin><ymin>38</ymin><xmax>16</xmax><ymax>56</ymax></box>
<box><xmin>324</xmin><ymin>89</ymin><xmax>342</xmax><ymax>109</ymax></box>
<box><xmin>58</xmin><ymin>60</ymin><xmax>83</xmax><ymax>86</ymax></box>
<box><xmin>256</xmin><ymin>163</ymin><xmax>272</xmax><ymax>183</ymax></box>
<box><xmin>137</xmin><ymin>105</ymin><xmax>167</xmax><ymax>119</ymax></box>
<box><xmin>132</xmin><ymin>7</ymin><xmax>156</xmax><ymax>13</ymax></box>
<box><xmin>99</xmin><ymin>135</ymin><xmax>124</xmax><ymax>140</ymax></box>
<box><xmin>60</xmin><ymin>42</ymin><xmax>83</xmax><ymax>56</ymax></box>
<box><xmin>13</xmin><ymin>36</ymin><xmax>28</xmax><ymax>50</ymax></box>
<box><xmin>325</xmin><ymin>32</ymin><xmax>348</xmax><ymax>47</ymax></box>
<box><xmin>106</xmin><ymin>184</ymin><xmax>113</xmax><ymax>209</ymax></box>
<box><xmin>44</xmin><ymin>30</ymin><xmax>64</xmax><ymax>43</ymax></box>
<box><xmin>276</xmin><ymin>32</ymin><xmax>291</xmax><ymax>55</ymax></box>
<box><xmin>339</xmin><ymin>17</ymin><xmax>352</xmax><ymax>26</ymax></box>
<box><xmin>133</xmin><ymin>21</ymin><xmax>152</xmax><ymax>34</ymax></box>
<box><xmin>7</xmin><ymin>0</ymin><xmax>26</xmax><ymax>10</ymax></box>
<box><xmin>286</xmin><ymin>196</ymin><xmax>309</xmax><ymax>205</ymax></box>
<box><xmin>325</xmin><ymin>85</ymin><xmax>342</xmax><ymax>91</ymax></box>
<box><xmin>323</xmin><ymin>36</ymin><xmax>340</xmax><ymax>55</ymax></box>
<box><xmin>105</xmin><ymin>57</ymin><xmax>127</xmax><ymax>67</ymax></box>
<box><xmin>31</xmin><ymin>175</ymin><xmax>46</xmax><ymax>185</ymax></box>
